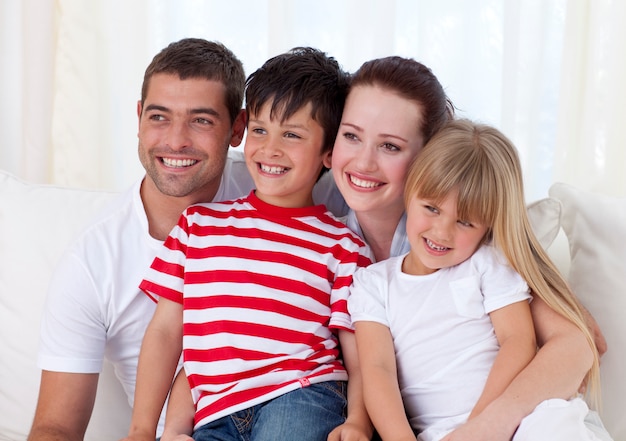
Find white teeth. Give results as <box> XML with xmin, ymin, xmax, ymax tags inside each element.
<box><xmin>162</xmin><ymin>158</ymin><xmax>198</xmax><ymax>168</ymax></box>
<box><xmin>260</xmin><ymin>164</ymin><xmax>287</xmax><ymax>174</ymax></box>
<box><xmin>349</xmin><ymin>175</ymin><xmax>381</xmax><ymax>189</ymax></box>
<box><xmin>426</xmin><ymin>239</ymin><xmax>448</xmax><ymax>251</ymax></box>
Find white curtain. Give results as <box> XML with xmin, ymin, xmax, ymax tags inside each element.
<box><xmin>1</xmin><ymin>0</ymin><xmax>624</xmax><ymax>200</ymax></box>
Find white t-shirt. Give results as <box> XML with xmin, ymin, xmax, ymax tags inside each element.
<box><xmin>37</xmin><ymin>150</ymin><xmax>346</xmax><ymax>435</ymax></box>
<box><xmin>348</xmin><ymin>245</ymin><xmax>531</xmax><ymax>436</ymax></box>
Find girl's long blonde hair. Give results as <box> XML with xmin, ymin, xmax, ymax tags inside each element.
<box><xmin>404</xmin><ymin>119</ymin><xmax>600</xmax><ymax>405</ymax></box>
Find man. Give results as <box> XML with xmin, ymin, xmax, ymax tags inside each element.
<box><xmin>28</xmin><ymin>38</ymin><xmax>345</xmax><ymax>441</ymax></box>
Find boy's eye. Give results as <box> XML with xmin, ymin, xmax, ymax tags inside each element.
<box><xmin>251</xmin><ymin>127</ymin><xmax>266</xmax><ymax>135</ymax></box>
<box><xmin>285</xmin><ymin>132</ymin><xmax>302</xmax><ymax>139</ymax></box>
<box><xmin>425</xmin><ymin>205</ymin><xmax>439</xmax><ymax>214</ymax></box>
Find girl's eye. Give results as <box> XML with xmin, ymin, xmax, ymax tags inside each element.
<box><xmin>425</xmin><ymin>205</ymin><xmax>439</xmax><ymax>214</ymax></box>
<box><xmin>458</xmin><ymin>220</ymin><xmax>473</xmax><ymax>227</ymax></box>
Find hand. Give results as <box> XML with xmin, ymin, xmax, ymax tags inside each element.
<box><xmin>118</xmin><ymin>435</ymin><xmax>155</xmax><ymax>441</ymax></box>
<box><xmin>327</xmin><ymin>421</ymin><xmax>372</xmax><ymax>441</ymax></box>
<box><xmin>440</xmin><ymin>415</ymin><xmax>516</xmax><ymax>441</ymax></box>
<box><xmin>161</xmin><ymin>435</ymin><xmax>193</xmax><ymax>441</ymax></box>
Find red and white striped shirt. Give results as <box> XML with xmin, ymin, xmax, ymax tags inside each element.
<box><xmin>140</xmin><ymin>191</ymin><xmax>372</xmax><ymax>429</ymax></box>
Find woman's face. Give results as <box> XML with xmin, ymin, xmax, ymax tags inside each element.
<box><xmin>331</xmin><ymin>85</ymin><xmax>425</xmax><ymax>217</ymax></box>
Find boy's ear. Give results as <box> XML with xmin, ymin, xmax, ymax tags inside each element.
<box><xmin>230</xmin><ymin>109</ymin><xmax>247</xmax><ymax>148</ymax></box>
<box><xmin>322</xmin><ymin>150</ymin><xmax>333</xmax><ymax>169</ymax></box>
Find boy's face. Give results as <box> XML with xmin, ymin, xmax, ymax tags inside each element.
<box><xmin>244</xmin><ymin>102</ymin><xmax>330</xmax><ymax>208</ymax></box>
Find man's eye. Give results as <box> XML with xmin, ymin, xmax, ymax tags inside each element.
<box><xmin>149</xmin><ymin>114</ymin><xmax>165</xmax><ymax>121</ymax></box>
<box><xmin>195</xmin><ymin>117</ymin><xmax>213</xmax><ymax>125</ymax></box>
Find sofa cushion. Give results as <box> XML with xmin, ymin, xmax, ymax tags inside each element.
<box><xmin>549</xmin><ymin>182</ymin><xmax>625</xmax><ymax>440</ymax></box>
<box><xmin>0</xmin><ymin>170</ymin><xmax>129</xmax><ymax>440</ymax></box>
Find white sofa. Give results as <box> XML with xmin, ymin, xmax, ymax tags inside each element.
<box><xmin>0</xmin><ymin>169</ymin><xmax>624</xmax><ymax>441</ymax></box>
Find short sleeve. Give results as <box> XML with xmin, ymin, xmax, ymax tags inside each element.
<box><xmin>348</xmin><ymin>264</ymin><xmax>391</xmax><ymax>327</ymax></box>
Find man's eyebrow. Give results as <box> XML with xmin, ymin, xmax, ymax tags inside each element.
<box><xmin>190</xmin><ymin>107</ymin><xmax>221</xmax><ymax>117</ymax></box>
<box><xmin>143</xmin><ymin>105</ymin><xmax>221</xmax><ymax>118</ymax></box>
<box><xmin>144</xmin><ymin>104</ymin><xmax>169</xmax><ymax>113</ymax></box>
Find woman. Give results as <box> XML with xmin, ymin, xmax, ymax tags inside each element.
<box><xmin>331</xmin><ymin>56</ymin><xmax>611</xmax><ymax>441</ymax></box>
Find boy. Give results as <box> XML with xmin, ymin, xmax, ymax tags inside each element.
<box><xmin>126</xmin><ymin>47</ymin><xmax>373</xmax><ymax>441</ymax></box>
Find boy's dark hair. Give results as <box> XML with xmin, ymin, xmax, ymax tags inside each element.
<box><xmin>141</xmin><ymin>38</ymin><xmax>245</xmax><ymax>124</ymax></box>
<box><xmin>245</xmin><ymin>47</ymin><xmax>349</xmax><ymax>154</ymax></box>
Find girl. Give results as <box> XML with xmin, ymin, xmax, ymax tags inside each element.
<box><xmin>332</xmin><ymin>57</ymin><xmax>609</xmax><ymax>440</ymax></box>
<box><xmin>348</xmin><ymin>119</ymin><xmax>603</xmax><ymax>441</ymax></box>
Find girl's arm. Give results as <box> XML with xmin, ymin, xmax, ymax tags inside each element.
<box><xmin>469</xmin><ymin>300</ymin><xmax>536</xmax><ymax>418</ymax></box>
<box><xmin>354</xmin><ymin>321</ymin><xmax>416</xmax><ymax>441</ymax></box>
<box><xmin>328</xmin><ymin>330</ymin><xmax>374</xmax><ymax>441</ymax></box>
<box><xmin>122</xmin><ymin>298</ymin><xmax>183</xmax><ymax>441</ymax></box>
<box><xmin>160</xmin><ymin>369</ymin><xmax>195</xmax><ymax>441</ymax></box>
<box><xmin>441</xmin><ymin>296</ymin><xmax>594</xmax><ymax>441</ymax></box>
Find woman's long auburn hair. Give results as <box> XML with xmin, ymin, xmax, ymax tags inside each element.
<box><xmin>404</xmin><ymin>119</ymin><xmax>600</xmax><ymax>405</ymax></box>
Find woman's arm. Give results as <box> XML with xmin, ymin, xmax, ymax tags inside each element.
<box><xmin>122</xmin><ymin>298</ymin><xmax>184</xmax><ymax>441</ymax></box>
<box><xmin>441</xmin><ymin>296</ymin><xmax>594</xmax><ymax>441</ymax></box>
<box><xmin>468</xmin><ymin>300</ymin><xmax>536</xmax><ymax>418</ymax></box>
<box><xmin>354</xmin><ymin>322</ymin><xmax>416</xmax><ymax>441</ymax></box>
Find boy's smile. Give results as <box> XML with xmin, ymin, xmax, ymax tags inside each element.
<box><xmin>245</xmin><ymin>102</ymin><xmax>331</xmax><ymax>208</ymax></box>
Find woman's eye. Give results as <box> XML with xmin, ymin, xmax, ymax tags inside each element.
<box><xmin>382</xmin><ymin>143</ymin><xmax>400</xmax><ymax>152</ymax></box>
<box><xmin>343</xmin><ymin>132</ymin><xmax>358</xmax><ymax>141</ymax></box>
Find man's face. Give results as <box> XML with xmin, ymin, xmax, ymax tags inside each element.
<box><xmin>137</xmin><ymin>73</ymin><xmax>244</xmax><ymax>203</ymax></box>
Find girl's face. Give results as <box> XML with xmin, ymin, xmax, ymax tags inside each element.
<box><xmin>403</xmin><ymin>192</ymin><xmax>489</xmax><ymax>275</ymax></box>
<box><xmin>331</xmin><ymin>85</ymin><xmax>424</xmax><ymax>218</ymax></box>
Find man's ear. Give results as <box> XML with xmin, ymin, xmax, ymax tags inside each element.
<box><xmin>322</xmin><ymin>150</ymin><xmax>333</xmax><ymax>169</ymax></box>
<box><xmin>136</xmin><ymin>100</ymin><xmax>143</xmax><ymax>132</ymax></box>
<box><xmin>230</xmin><ymin>109</ymin><xmax>247</xmax><ymax>148</ymax></box>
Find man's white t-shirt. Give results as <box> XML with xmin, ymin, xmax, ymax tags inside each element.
<box><xmin>37</xmin><ymin>150</ymin><xmax>346</xmax><ymax>435</ymax></box>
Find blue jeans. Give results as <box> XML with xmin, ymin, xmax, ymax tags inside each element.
<box><xmin>192</xmin><ymin>381</ymin><xmax>347</xmax><ymax>441</ymax></box>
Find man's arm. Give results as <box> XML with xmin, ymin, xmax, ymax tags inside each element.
<box><xmin>28</xmin><ymin>371</ymin><xmax>99</xmax><ymax>441</ymax></box>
